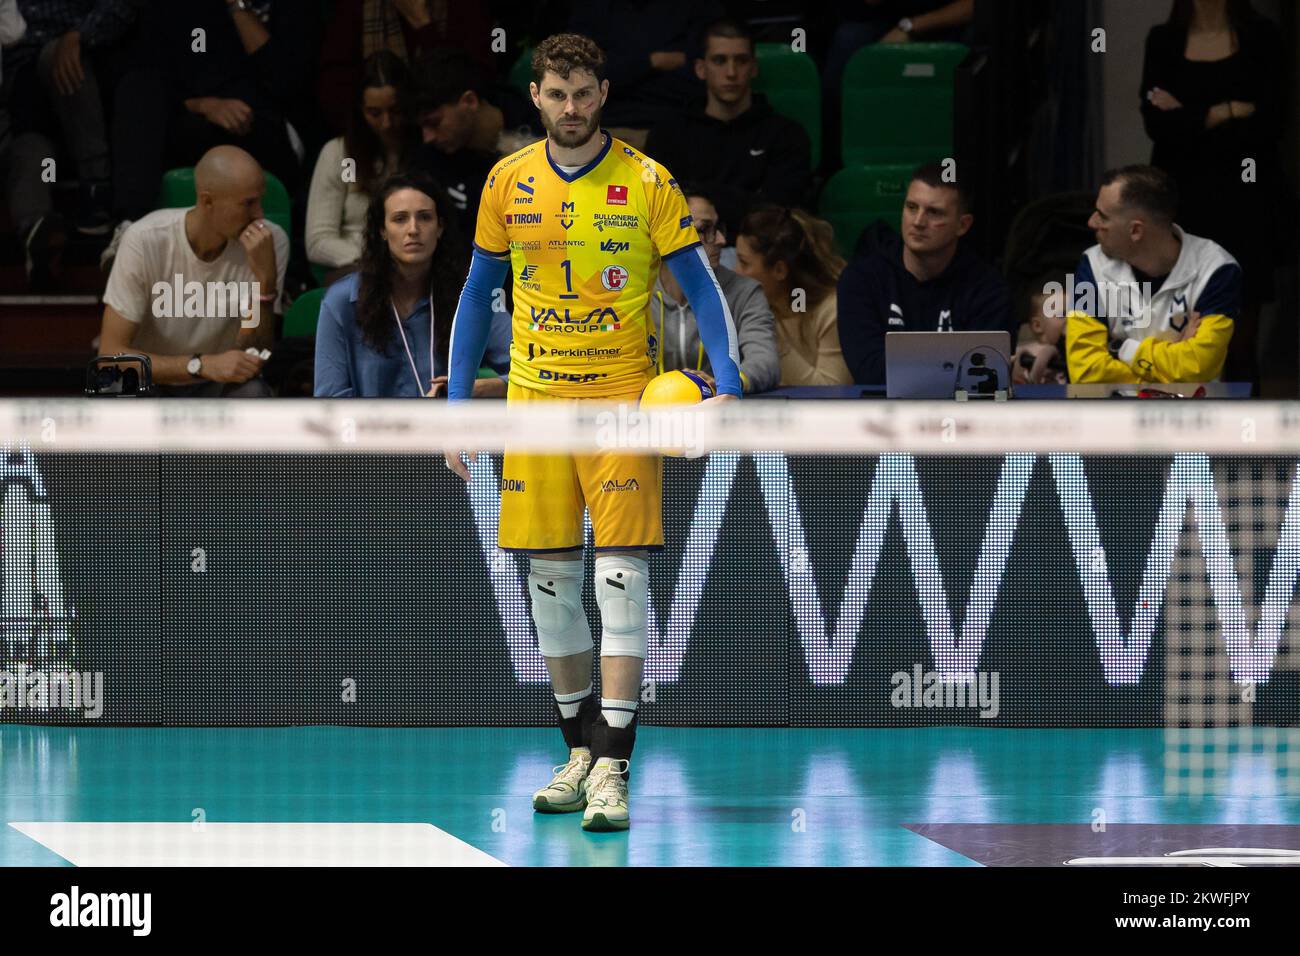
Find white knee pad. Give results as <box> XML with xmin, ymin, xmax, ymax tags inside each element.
<box><xmin>528</xmin><ymin>558</ymin><xmax>593</xmax><ymax>658</ymax></box>
<box><xmin>594</xmin><ymin>555</ymin><xmax>649</xmax><ymax>659</ymax></box>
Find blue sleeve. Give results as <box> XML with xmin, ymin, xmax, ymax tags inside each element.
<box><xmin>1194</xmin><ymin>263</ymin><xmax>1242</xmax><ymax>321</ymax></box>
<box><xmin>665</xmin><ymin>246</ymin><xmax>743</xmax><ymax>396</ymax></box>
<box><xmin>313</xmin><ymin>292</ymin><xmax>355</xmax><ymax>397</ymax></box>
<box><xmin>447</xmin><ymin>250</ymin><xmax>511</xmax><ymax>401</ymax></box>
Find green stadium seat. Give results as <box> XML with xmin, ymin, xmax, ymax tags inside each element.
<box><xmin>509</xmin><ymin>46</ymin><xmax>534</xmax><ymax>93</ymax></box>
<box><xmin>819</xmin><ymin>163</ymin><xmax>913</xmax><ymax>256</ymax></box>
<box><xmin>281</xmin><ymin>287</ymin><xmax>325</xmax><ymax>338</ymax></box>
<box><xmin>157</xmin><ymin>166</ymin><xmax>293</xmax><ymax>238</ymax></box>
<box><xmin>752</xmin><ymin>42</ymin><xmax>821</xmax><ymax>169</ymax></box>
<box><xmin>840</xmin><ymin>43</ymin><xmax>967</xmax><ymax>167</ymax></box>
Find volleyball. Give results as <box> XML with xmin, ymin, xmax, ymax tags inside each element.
<box><xmin>639</xmin><ymin>369</ymin><xmax>715</xmax><ymax>407</ymax></box>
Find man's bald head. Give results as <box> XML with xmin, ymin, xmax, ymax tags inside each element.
<box><xmin>193</xmin><ymin>146</ymin><xmax>266</xmax><ymax>240</ymax></box>
<box><xmin>194</xmin><ymin>145</ymin><xmax>263</xmax><ymax>195</ymax></box>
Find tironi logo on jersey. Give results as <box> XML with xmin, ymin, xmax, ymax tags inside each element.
<box><xmin>601</xmin><ymin>478</ymin><xmax>640</xmax><ymax>493</ymax></box>
<box><xmin>506</xmin><ymin>213</ymin><xmax>542</xmax><ymax>226</ymax></box>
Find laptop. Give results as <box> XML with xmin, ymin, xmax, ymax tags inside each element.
<box><xmin>885</xmin><ymin>331</ymin><xmax>1013</xmax><ymax>399</ymax></box>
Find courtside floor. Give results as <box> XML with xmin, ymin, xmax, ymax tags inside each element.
<box><xmin>2</xmin><ymin>726</ymin><xmax>1298</xmax><ymax>866</ymax></box>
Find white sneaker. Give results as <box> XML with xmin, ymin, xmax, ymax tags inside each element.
<box><xmin>581</xmin><ymin>757</ymin><xmax>630</xmax><ymax>831</ymax></box>
<box><xmin>99</xmin><ymin>219</ymin><xmax>132</xmax><ymax>273</ymax></box>
<box><xmin>533</xmin><ymin>747</ymin><xmax>592</xmax><ymax>813</ymax></box>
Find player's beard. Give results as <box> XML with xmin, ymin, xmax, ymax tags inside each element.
<box><xmin>545</xmin><ymin>107</ymin><xmax>601</xmax><ymax>150</ymax></box>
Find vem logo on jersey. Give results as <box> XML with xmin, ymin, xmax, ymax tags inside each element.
<box><xmin>601</xmin><ymin>478</ymin><xmax>640</xmax><ymax>493</ymax></box>
<box><xmin>466</xmin><ymin>452</ymin><xmax>1300</xmax><ymax>684</ymax></box>
<box><xmin>600</xmin><ymin>239</ymin><xmax>631</xmax><ymax>254</ymax></box>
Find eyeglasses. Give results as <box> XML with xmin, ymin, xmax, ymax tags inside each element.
<box><xmin>695</xmin><ymin>220</ymin><xmax>722</xmax><ymax>242</ymax></box>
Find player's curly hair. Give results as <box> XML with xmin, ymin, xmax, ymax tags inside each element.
<box><xmin>738</xmin><ymin>206</ymin><xmax>845</xmax><ymax>303</ymax></box>
<box><xmin>531</xmin><ymin>33</ymin><xmax>607</xmax><ymax>86</ymax></box>
<box><xmin>356</xmin><ymin>172</ymin><xmax>467</xmax><ymax>365</ymax></box>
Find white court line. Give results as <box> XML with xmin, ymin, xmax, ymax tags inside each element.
<box><xmin>9</xmin><ymin>822</ymin><xmax>505</xmax><ymax>867</ymax></box>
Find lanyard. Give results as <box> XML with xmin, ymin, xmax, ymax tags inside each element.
<box><xmin>653</xmin><ymin>288</ymin><xmax>704</xmax><ymax>376</ymax></box>
<box><xmin>391</xmin><ymin>281</ymin><xmax>435</xmax><ymax>395</ymax></box>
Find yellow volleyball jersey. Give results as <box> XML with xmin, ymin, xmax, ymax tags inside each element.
<box><xmin>473</xmin><ymin>132</ymin><xmax>701</xmax><ymax>397</ymax></box>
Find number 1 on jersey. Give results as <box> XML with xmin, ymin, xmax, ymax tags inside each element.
<box><xmin>560</xmin><ymin>259</ymin><xmax>578</xmax><ymax>300</ymax></box>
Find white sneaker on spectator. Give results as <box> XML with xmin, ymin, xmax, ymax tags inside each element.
<box><xmin>100</xmin><ymin>220</ymin><xmax>132</xmax><ymax>273</ymax></box>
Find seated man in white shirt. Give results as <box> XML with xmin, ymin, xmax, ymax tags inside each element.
<box><xmin>98</xmin><ymin>145</ymin><xmax>288</xmax><ymax>396</ymax></box>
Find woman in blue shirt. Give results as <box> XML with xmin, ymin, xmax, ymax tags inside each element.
<box><xmin>314</xmin><ymin>171</ymin><xmax>509</xmax><ymax>397</ymax></box>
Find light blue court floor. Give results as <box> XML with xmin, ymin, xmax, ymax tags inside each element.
<box><xmin>2</xmin><ymin>726</ymin><xmax>1299</xmax><ymax>866</ymax></box>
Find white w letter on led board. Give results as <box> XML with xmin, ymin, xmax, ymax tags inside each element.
<box><xmin>1051</xmin><ymin>453</ymin><xmax>1297</xmax><ymax>685</ymax></box>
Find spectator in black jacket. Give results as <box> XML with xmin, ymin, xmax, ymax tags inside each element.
<box><xmin>1140</xmin><ymin>0</ymin><xmax>1282</xmax><ymax>388</ymax></box>
<box><xmin>837</xmin><ymin>162</ymin><xmax>1013</xmax><ymax>386</ymax></box>
<box><xmin>567</xmin><ymin>0</ymin><xmax>723</xmax><ymax>144</ymax></box>
<box><xmin>104</xmin><ymin>0</ymin><xmax>320</xmax><ymax>269</ymax></box>
<box><xmin>409</xmin><ymin>46</ymin><xmax>542</xmax><ymax>236</ymax></box>
<box><xmin>3</xmin><ymin>0</ymin><xmax>141</xmax><ymax>286</ymax></box>
<box><xmin>645</xmin><ymin>18</ymin><xmax>812</xmax><ymax>242</ymax></box>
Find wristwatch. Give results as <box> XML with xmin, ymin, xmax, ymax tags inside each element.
<box><xmin>187</xmin><ymin>354</ymin><xmax>203</xmax><ymax>377</ymax></box>
<box><xmin>898</xmin><ymin>17</ymin><xmax>915</xmax><ymax>35</ymax></box>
